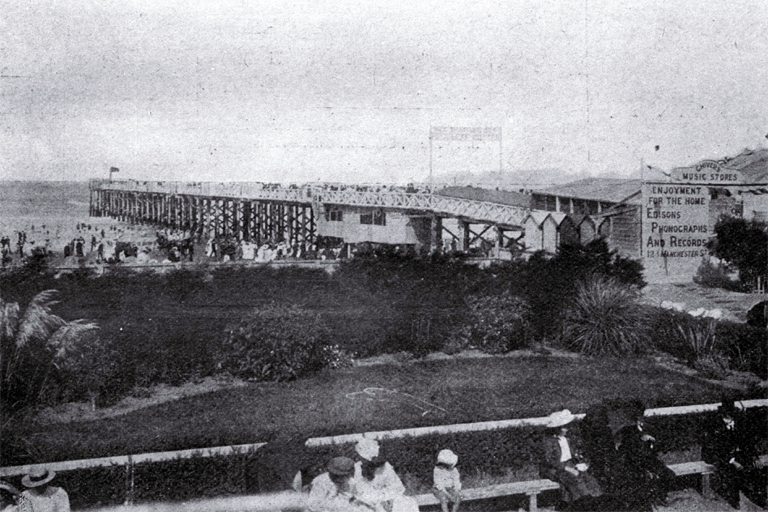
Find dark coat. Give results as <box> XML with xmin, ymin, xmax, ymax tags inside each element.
<box><xmin>611</xmin><ymin>425</ymin><xmax>675</xmax><ymax>508</ymax></box>
<box><xmin>540</xmin><ymin>435</ymin><xmax>603</xmax><ymax>503</ymax></box>
<box><xmin>702</xmin><ymin>417</ymin><xmax>767</xmax><ymax>509</ymax></box>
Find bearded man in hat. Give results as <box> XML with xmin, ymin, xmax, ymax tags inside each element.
<box><xmin>540</xmin><ymin>409</ymin><xmax>603</xmax><ymax>510</ymax></box>
<box><xmin>702</xmin><ymin>398</ymin><xmax>767</xmax><ymax>510</ymax></box>
<box><xmin>308</xmin><ymin>456</ymin><xmax>374</xmax><ymax>512</ymax></box>
<box><xmin>18</xmin><ymin>467</ymin><xmax>69</xmax><ymax>512</ymax></box>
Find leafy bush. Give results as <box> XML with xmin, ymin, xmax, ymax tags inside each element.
<box><xmin>707</xmin><ymin>216</ymin><xmax>768</xmax><ymax>289</ymax></box>
<box><xmin>496</xmin><ymin>239</ymin><xmax>646</xmax><ymax>341</ymax></box>
<box><xmin>716</xmin><ymin>321</ymin><xmax>767</xmax><ymax>379</ymax></box>
<box><xmin>456</xmin><ymin>292</ymin><xmax>532</xmax><ymax>353</ymax></box>
<box><xmin>220</xmin><ymin>303</ymin><xmax>350</xmax><ymax>382</ymax></box>
<box><xmin>52</xmin><ymin>329</ymin><xmax>118</xmax><ymax>409</ymax></box>
<box><xmin>693</xmin><ymin>258</ymin><xmax>743</xmax><ymax>291</ymax></box>
<box><xmin>648</xmin><ymin>308</ymin><xmax>768</xmax><ymax>379</ymax></box>
<box><xmin>561</xmin><ymin>275</ymin><xmax>650</xmax><ymax>355</ymax></box>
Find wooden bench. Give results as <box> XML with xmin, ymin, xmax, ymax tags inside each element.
<box><xmin>413</xmin><ymin>479</ymin><xmax>560</xmax><ymax>511</ymax></box>
<box><xmin>412</xmin><ymin>461</ymin><xmax>728</xmax><ymax>511</ymax></box>
<box><xmin>668</xmin><ymin>461</ymin><xmax>716</xmax><ymax>498</ymax></box>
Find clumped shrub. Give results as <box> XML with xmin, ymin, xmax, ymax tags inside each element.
<box><xmin>561</xmin><ymin>275</ymin><xmax>649</xmax><ymax>355</ymax></box>
<box><xmin>649</xmin><ymin>309</ymin><xmax>767</xmax><ymax>380</ymax></box>
<box><xmin>498</xmin><ymin>239</ymin><xmax>646</xmax><ymax>341</ymax></box>
<box><xmin>707</xmin><ymin>216</ymin><xmax>767</xmax><ymax>289</ymax></box>
<box><xmin>693</xmin><ymin>258</ymin><xmax>743</xmax><ymax>291</ymax></box>
<box><xmin>220</xmin><ymin>303</ymin><xmax>350</xmax><ymax>382</ymax></box>
<box><xmin>456</xmin><ymin>292</ymin><xmax>532</xmax><ymax>354</ymax></box>
<box><xmin>716</xmin><ymin>321</ymin><xmax>767</xmax><ymax>379</ymax></box>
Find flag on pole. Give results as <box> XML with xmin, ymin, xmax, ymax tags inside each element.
<box><xmin>109</xmin><ymin>167</ymin><xmax>120</xmax><ymax>173</ymax></box>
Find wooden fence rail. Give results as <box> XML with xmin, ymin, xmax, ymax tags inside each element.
<box><xmin>2</xmin><ymin>399</ymin><xmax>765</xmax><ymax>478</ymax></box>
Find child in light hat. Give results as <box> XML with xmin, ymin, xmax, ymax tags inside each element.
<box><xmin>432</xmin><ymin>449</ymin><xmax>461</xmax><ymax>512</ymax></box>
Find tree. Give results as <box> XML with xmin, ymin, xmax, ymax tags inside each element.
<box><xmin>0</xmin><ymin>290</ymin><xmax>99</xmax><ymax>414</ymax></box>
<box><xmin>707</xmin><ymin>217</ymin><xmax>768</xmax><ymax>289</ymax></box>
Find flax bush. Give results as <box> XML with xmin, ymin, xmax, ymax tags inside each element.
<box><xmin>561</xmin><ymin>275</ymin><xmax>649</xmax><ymax>355</ymax></box>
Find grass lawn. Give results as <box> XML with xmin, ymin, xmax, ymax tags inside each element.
<box><xmin>4</xmin><ymin>353</ymin><xmax>728</xmax><ymax>464</ymax></box>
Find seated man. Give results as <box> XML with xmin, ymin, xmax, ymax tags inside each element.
<box><xmin>612</xmin><ymin>404</ymin><xmax>675</xmax><ymax>510</ymax></box>
<box><xmin>308</xmin><ymin>457</ymin><xmax>375</xmax><ymax>512</ymax></box>
<box><xmin>702</xmin><ymin>398</ymin><xmax>767</xmax><ymax>510</ymax></box>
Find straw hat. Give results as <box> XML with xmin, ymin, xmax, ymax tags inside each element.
<box><xmin>327</xmin><ymin>457</ymin><xmax>355</xmax><ymax>477</ymax></box>
<box><xmin>355</xmin><ymin>438</ymin><xmax>380</xmax><ymax>462</ymax></box>
<box><xmin>547</xmin><ymin>409</ymin><xmax>576</xmax><ymax>428</ymax></box>
<box><xmin>21</xmin><ymin>467</ymin><xmax>55</xmax><ymax>488</ymax></box>
<box><xmin>437</xmin><ymin>449</ymin><xmax>458</xmax><ymax>466</ymax></box>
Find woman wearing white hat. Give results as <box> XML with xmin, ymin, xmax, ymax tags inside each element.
<box><xmin>353</xmin><ymin>439</ymin><xmax>419</xmax><ymax>512</ymax></box>
<box><xmin>17</xmin><ymin>467</ymin><xmax>69</xmax><ymax>512</ymax></box>
<box><xmin>540</xmin><ymin>409</ymin><xmax>602</xmax><ymax>511</ymax></box>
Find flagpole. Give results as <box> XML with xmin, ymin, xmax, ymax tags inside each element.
<box><xmin>640</xmin><ymin>157</ymin><xmax>644</xmax><ymax>182</ymax></box>
<box><xmin>498</xmin><ymin>127</ymin><xmax>503</xmax><ymax>190</ymax></box>
<box><xmin>429</xmin><ymin>126</ymin><xmax>433</xmax><ymax>192</ymax></box>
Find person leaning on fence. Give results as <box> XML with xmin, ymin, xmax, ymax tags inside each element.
<box><xmin>353</xmin><ymin>438</ymin><xmax>419</xmax><ymax>512</ymax></box>
<box><xmin>433</xmin><ymin>449</ymin><xmax>461</xmax><ymax>512</ymax></box>
<box><xmin>17</xmin><ymin>467</ymin><xmax>70</xmax><ymax>512</ymax></box>
<box><xmin>308</xmin><ymin>456</ymin><xmax>374</xmax><ymax>512</ymax></box>
<box><xmin>702</xmin><ymin>398</ymin><xmax>767</xmax><ymax>510</ymax></box>
<box><xmin>540</xmin><ymin>409</ymin><xmax>603</xmax><ymax>511</ymax></box>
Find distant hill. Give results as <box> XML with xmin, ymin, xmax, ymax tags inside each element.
<box><xmin>433</xmin><ymin>168</ymin><xmax>626</xmax><ymax>191</ymax></box>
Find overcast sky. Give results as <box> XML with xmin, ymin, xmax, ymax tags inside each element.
<box><xmin>2</xmin><ymin>0</ymin><xmax>767</xmax><ymax>184</ymax></box>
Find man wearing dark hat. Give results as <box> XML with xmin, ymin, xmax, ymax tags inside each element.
<box><xmin>18</xmin><ymin>467</ymin><xmax>69</xmax><ymax>512</ymax></box>
<box><xmin>612</xmin><ymin>402</ymin><xmax>675</xmax><ymax>510</ymax></box>
<box><xmin>308</xmin><ymin>456</ymin><xmax>374</xmax><ymax>512</ymax></box>
<box><xmin>702</xmin><ymin>399</ymin><xmax>767</xmax><ymax>510</ymax></box>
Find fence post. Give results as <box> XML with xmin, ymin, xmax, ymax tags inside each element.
<box><xmin>124</xmin><ymin>455</ymin><xmax>135</xmax><ymax>506</ymax></box>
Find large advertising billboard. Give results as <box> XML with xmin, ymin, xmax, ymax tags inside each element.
<box><xmin>642</xmin><ymin>182</ymin><xmax>710</xmax><ymax>280</ymax></box>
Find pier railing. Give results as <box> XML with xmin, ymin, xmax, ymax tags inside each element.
<box><xmin>90</xmin><ymin>179</ymin><xmax>530</xmax><ymax>226</ymax></box>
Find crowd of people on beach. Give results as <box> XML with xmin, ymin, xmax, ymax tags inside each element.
<box><xmin>0</xmin><ymin>222</ymin><xmax>137</xmax><ymax>269</ymax></box>
<box><xmin>0</xmin><ymin>399</ymin><xmax>765</xmax><ymax>512</ymax></box>
<box><xmin>0</xmin><ymin>221</ymin><xmax>356</xmax><ymax>272</ymax></box>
